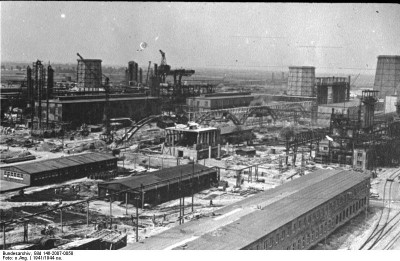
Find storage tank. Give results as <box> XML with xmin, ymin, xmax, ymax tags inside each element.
<box><xmin>287</xmin><ymin>66</ymin><xmax>315</xmax><ymax>97</ymax></box>
<box><xmin>373</xmin><ymin>55</ymin><xmax>400</xmax><ymax>99</ymax></box>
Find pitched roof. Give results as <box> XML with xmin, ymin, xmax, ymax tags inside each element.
<box><xmin>1</xmin><ymin>152</ymin><xmax>116</xmax><ymax>175</ymax></box>
<box><xmin>99</xmin><ymin>164</ymin><xmax>215</xmax><ymax>190</ymax></box>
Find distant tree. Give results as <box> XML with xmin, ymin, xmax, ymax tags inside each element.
<box><xmin>10</xmin><ymin>66</ymin><xmax>14</xmax><ymax>71</ymax></box>
<box><xmin>1</xmin><ymin>65</ymin><xmax>5</xmax><ymax>70</ymax></box>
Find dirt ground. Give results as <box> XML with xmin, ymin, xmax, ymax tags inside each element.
<box><xmin>1</xmin><ymin>126</ymin><xmax>397</xmax><ymax>249</ymax></box>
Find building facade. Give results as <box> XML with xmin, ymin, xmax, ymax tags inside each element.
<box><xmin>0</xmin><ymin>152</ymin><xmax>117</xmax><ymax>187</ymax></box>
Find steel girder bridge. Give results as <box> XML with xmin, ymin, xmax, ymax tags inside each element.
<box><xmin>193</xmin><ymin>101</ymin><xmax>316</xmax><ymax>126</ymax></box>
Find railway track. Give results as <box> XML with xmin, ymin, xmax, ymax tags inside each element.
<box><xmin>359</xmin><ymin>169</ymin><xmax>400</xmax><ymax>250</ymax></box>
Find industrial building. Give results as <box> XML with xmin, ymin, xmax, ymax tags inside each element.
<box><xmin>35</xmin><ymin>94</ymin><xmax>160</xmax><ymax>128</ymax></box>
<box><xmin>98</xmin><ymin>164</ymin><xmax>219</xmax><ymax>207</ymax></box>
<box><xmin>316</xmin><ymin>76</ymin><xmax>350</xmax><ymax>104</ymax></box>
<box><xmin>122</xmin><ymin>169</ymin><xmax>370</xmax><ymax>250</ymax></box>
<box><xmin>317</xmin><ymin>100</ymin><xmax>360</xmax><ymax>126</ymax></box>
<box><xmin>373</xmin><ymin>55</ymin><xmax>400</xmax><ymax>98</ymax></box>
<box><xmin>186</xmin><ymin>92</ymin><xmax>255</xmax><ymax>112</ymax></box>
<box><xmin>0</xmin><ymin>152</ymin><xmax>117</xmax><ymax>190</ymax></box>
<box><xmin>164</xmin><ymin>124</ymin><xmax>221</xmax><ymax>160</ymax></box>
<box><xmin>314</xmin><ymin>91</ymin><xmax>400</xmax><ymax>171</ymax></box>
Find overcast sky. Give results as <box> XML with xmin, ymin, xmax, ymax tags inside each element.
<box><xmin>1</xmin><ymin>2</ymin><xmax>399</xmax><ymax>74</ymax></box>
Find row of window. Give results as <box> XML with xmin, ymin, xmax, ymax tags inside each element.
<box><xmin>335</xmin><ymin>197</ymin><xmax>367</xmax><ymax>225</ymax></box>
<box><xmin>31</xmin><ymin>161</ymin><xmax>115</xmax><ymax>182</ymax></box>
<box><xmin>292</xmin><ymin>206</ymin><xmax>327</xmax><ymax>233</ymax></box>
<box><xmin>254</xmin><ymin>194</ymin><xmax>369</xmax><ymax>250</ymax></box>
<box><xmin>288</xmin><ymin>221</ymin><xmax>331</xmax><ymax>250</ymax></box>
<box><xmin>260</xmin><ymin>219</ymin><xmax>332</xmax><ymax>250</ymax></box>
<box><xmin>285</xmin><ymin>198</ymin><xmax>367</xmax><ymax>250</ymax></box>
<box><xmin>5</xmin><ymin>171</ymin><xmax>23</xmax><ymax>180</ymax></box>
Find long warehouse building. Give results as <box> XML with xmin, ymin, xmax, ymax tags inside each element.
<box><xmin>98</xmin><ymin>164</ymin><xmax>219</xmax><ymax>207</ymax></box>
<box><xmin>0</xmin><ymin>152</ymin><xmax>117</xmax><ymax>193</ymax></box>
<box><xmin>122</xmin><ymin>169</ymin><xmax>370</xmax><ymax>250</ymax></box>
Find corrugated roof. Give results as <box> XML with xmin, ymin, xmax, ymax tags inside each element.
<box><xmin>99</xmin><ymin>164</ymin><xmax>214</xmax><ymax>190</ymax></box>
<box><xmin>122</xmin><ymin>169</ymin><xmax>368</xmax><ymax>250</ymax></box>
<box><xmin>1</xmin><ymin>152</ymin><xmax>116</xmax><ymax>175</ymax></box>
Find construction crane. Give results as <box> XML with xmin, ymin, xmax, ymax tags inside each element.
<box><xmin>157</xmin><ymin>50</ymin><xmax>194</xmax><ymax>86</ymax></box>
<box><xmin>76</xmin><ymin>53</ymin><xmax>112</xmax><ymax>143</ymax></box>
<box><xmin>158</xmin><ymin>50</ymin><xmax>171</xmax><ymax>83</ymax></box>
<box><xmin>160</xmin><ymin>50</ymin><xmax>167</xmax><ymax>67</ymax></box>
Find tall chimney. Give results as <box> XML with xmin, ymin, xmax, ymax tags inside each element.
<box><xmin>27</xmin><ymin>66</ymin><xmax>34</xmax><ymax>129</ymax></box>
<box><xmin>135</xmin><ymin>63</ymin><xmax>139</xmax><ymax>83</ymax></box>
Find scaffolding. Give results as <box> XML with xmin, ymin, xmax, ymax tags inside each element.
<box><xmin>76</xmin><ymin>59</ymin><xmax>102</xmax><ymax>91</ymax></box>
<box><xmin>31</xmin><ymin>60</ymin><xmax>46</xmax><ymax>130</ymax></box>
<box><xmin>287</xmin><ymin>66</ymin><xmax>316</xmax><ymax>97</ymax></box>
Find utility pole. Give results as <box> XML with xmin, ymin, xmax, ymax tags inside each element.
<box><xmin>192</xmin><ymin>161</ymin><xmax>195</xmax><ymax>213</ymax></box>
<box><xmin>86</xmin><ymin>201</ymin><xmax>90</xmax><ymax>227</ymax></box>
<box><xmin>60</xmin><ymin>208</ymin><xmax>63</xmax><ymax>233</ymax></box>
<box><xmin>109</xmin><ymin>197</ymin><xmax>112</xmax><ymax>229</ymax></box>
<box><xmin>136</xmin><ymin>195</ymin><xmax>139</xmax><ymax>242</ymax></box>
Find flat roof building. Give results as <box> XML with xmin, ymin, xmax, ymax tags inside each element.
<box><xmin>187</xmin><ymin>92</ymin><xmax>255</xmax><ymax>112</ymax></box>
<box><xmin>35</xmin><ymin>94</ymin><xmax>161</xmax><ymax>128</ymax></box>
<box><xmin>164</xmin><ymin>124</ymin><xmax>221</xmax><ymax>160</ymax></box>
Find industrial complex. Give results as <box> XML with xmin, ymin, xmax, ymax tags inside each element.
<box><xmin>1</xmin><ymin>3</ymin><xmax>400</xmax><ymax>251</ymax></box>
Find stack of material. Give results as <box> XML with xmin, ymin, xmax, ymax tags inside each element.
<box><xmin>88</xmin><ymin>229</ymin><xmax>127</xmax><ymax>250</ymax></box>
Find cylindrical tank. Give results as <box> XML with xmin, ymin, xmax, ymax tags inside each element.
<box><xmin>287</xmin><ymin>66</ymin><xmax>315</xmax><ymax>97</ymax></box>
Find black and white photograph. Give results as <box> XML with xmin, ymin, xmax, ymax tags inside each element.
<box><xmin>1</xmin><ymin>1</ymin><xmax>400</xmax><ymax>254</ymax></box>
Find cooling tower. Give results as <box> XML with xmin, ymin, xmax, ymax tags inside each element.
<box><xmin>373</xmin><ymin>55</ymin><xmax>400</xmax><ymax>98</ymax></box>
